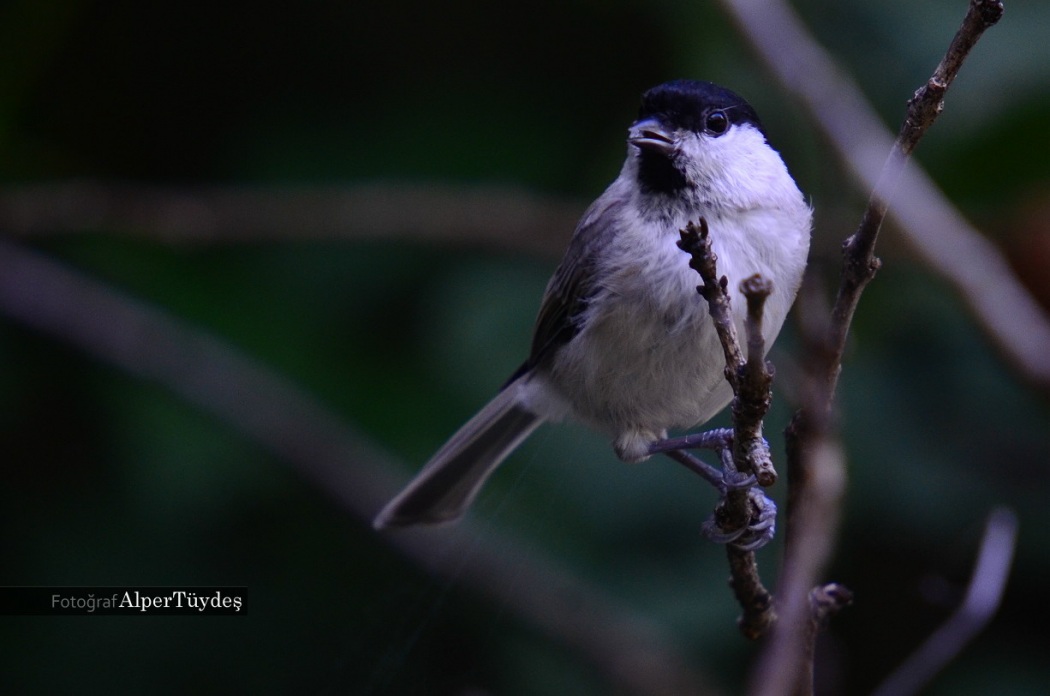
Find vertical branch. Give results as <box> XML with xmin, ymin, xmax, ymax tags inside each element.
<box><xmin>681</xmin><ymin>220</ymin><xmax>744</xmax><ymax>390</ymax></box>
<box><xmin>735</xmin><ymin>2</ymin><xmax>1006</xmax><ymax>694</ymax></box>
<box><xmin>678</xmin><ymin>220</ymin><xmax>779</xmax><ymax>639</ymax></box>
<box><xmin>736</xmin><ymin>275</ymin><xmax>776</xmax><ymax>488</ymax></box>
<box><xmin>750</xmin><ymin>430</ymin><xmax>849</xmax><ymax>696</ymax></box>
<box><xmin>727</xmin><ymin>276</ymin><xmax>779</xmax><ymax>639</ymax></box>
<box><xmin>726</xmin><ymin>547</ymin><xmax>777</xmax><ymax>640</ymax></box>
<box><xmin>679</xmin><ymin>220</ymin><xmax>777</xmax><ymax>486</ymax></box>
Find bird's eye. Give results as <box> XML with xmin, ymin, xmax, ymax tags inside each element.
<box><xmin>705</xmin><ymin>110</ymin><xmax>729</xmax><ymax>135</ymax></box>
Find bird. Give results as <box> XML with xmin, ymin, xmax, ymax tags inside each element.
<box><xmin>374</xmin><ymin>79</ymin><xmax>811</xmax><ymax>530</ymax></box>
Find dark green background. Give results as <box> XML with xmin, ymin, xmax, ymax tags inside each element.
<box><xmin>2</xmin><ymin>0</ymin><xmax>1048</xmax><ymax>693</ymax></box>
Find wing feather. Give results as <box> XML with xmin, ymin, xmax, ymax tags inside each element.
<box><xmin>505</xmin><ymin>194</ymin><xmax>624</xmax><ymax>384</ymax></box>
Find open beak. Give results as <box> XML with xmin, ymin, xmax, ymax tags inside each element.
<box><xmin>629</xmin><ymin>119</ymin><xmax>675</xmax><ymax>156</ymax></box>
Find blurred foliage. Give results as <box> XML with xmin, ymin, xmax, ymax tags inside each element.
<box><xmin>1</xmin><ymin>0</ymin><xmax>1048</xmax><ymax>694</ymax></box>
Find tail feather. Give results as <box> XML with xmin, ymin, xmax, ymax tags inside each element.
<box><xmin>373</xmin><ymin>383</ymin><xmax>543</xmax><ymax>529</ymax></box>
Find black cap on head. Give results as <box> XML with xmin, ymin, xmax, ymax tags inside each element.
<box><xmin>637</xmin><ymin>80</ymin><xmax>765</xmax><ymax>137</ymax></box>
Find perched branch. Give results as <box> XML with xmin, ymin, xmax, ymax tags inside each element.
<box><xmin>872</xmin><ymin>508</ymin><xmax>1018</xmax><ymax>696</ymax></box>
<box><xmin>729</xmin><ymin>276</ymin><xmax>780</xmax><ymax>640</ymax></box>
<box><xmin>678</xmin><ymin>221</ymin><xmax>776</xmax><ymax>485</ymax></box>
<box><xmin>680</xmin><ymin>220</ymin><xmax>744</xmax><ymax>388</ymax></box>
<box><xmin>0</xmin><ymin>237</ymin><xmax>718</xmax><ymax>696</ymax></box>
<box><xmin>736</xmin><ymin>275</ymin><xmax>777</xmax><ymax>488</ymax></box>
<box><xmin>678</xmin><ymin>220</ymin><xmax>777</xmax><ymax>639</ymax></box>
<box><xmin>726</xmin><ymin>539</ymin><xmax>777</xmax><ymax>641</ymax></box>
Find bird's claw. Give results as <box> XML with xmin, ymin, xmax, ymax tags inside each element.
<box><xmin>701</xmin><ymin>488</ymin><xmax>777</xmax><ymax>551</ymax></box>
<box><xmin>721</xmin><ymin>470</ymin><xmax>758</xmax><ymax>492</ymax></box>
<box><xmin>656</xmin><ymin>429</ymin><xmax>777</xmax><ymax>549</ymax></box>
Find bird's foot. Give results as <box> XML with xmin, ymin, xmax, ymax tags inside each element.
<box><xmin>701</xmin><ymin>488</ymin><xmax>777</xmax><ymax>551</ymax></box>
<box><xmin>650</xmin><ymin>428</ymin><xmax>776</xmax><ymax>550</ymax></box>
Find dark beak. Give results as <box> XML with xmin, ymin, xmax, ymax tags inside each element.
<box><xmin>629</xmin><ymin>119</ymin><xmax>675</xmax><ymax>156</ymax></box>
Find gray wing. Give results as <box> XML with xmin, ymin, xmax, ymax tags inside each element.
<box><xmin>505</xmin><ymin>193</ymin><xmax>624</xmax><ymax>384</ymax></box>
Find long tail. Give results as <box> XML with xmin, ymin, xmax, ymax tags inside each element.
<box><xmin>373</xmin><ymin>380</ymin><xmax>544</xmax><ymax>529</ymax></box>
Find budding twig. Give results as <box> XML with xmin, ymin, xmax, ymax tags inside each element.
<box><xmin>736</xmin><ymin>275</ymin><xmax>777</xmax><ymax>488</ymax></box>
<box><xmin>736</xmin><ymin>2</ymin><xmax>1005</xmax><ymax>694</ymax></box>
<box><xmin>678</xmin><ymin>219</ymin><xmax>778</xmax><ymax>639</ymax></box>
<box><xmin>825</xmin><ymin>0</ymin><xmax>1006</xmax><ymax>409</ymax></box>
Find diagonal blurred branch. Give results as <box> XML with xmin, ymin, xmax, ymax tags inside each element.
<box><xmin>0</xmin><ymin>180</ymin><xmax>581</xmax><ymax>258</ymax></box>
<box><xmin>3</xmin><ymin>146</ymin><xmax>1048</xmax><ymax>392</ymax></box>
<box><xmin>724</xmin><ymin>1</ymin><xmax>1006</xmax><ymax>694</ymax></box>
<box><xmin>0</xmin><ymin>237</ymin><xmax>718</xmax><ymax>696</ymax></box>
<box><xmin>872</xmin><ymin>507</ymin><xmax>1018</xmax><ymax>696</ymax></box>
<box><xmin>720</xmin><ymin>0</ymin><xmax>1050</xmax><ymax>391</ymax></box>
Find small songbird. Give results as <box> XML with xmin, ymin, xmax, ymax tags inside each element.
<box><xmin>374</xmin><ymin>79</ymin><xmax>811</xmax><ymax>529</ymax></box>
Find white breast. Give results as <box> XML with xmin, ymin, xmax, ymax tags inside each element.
<box><xmin>540</xmin><ymin>190</ymin><xmax>809</xmax><ymax>461</ymax></box>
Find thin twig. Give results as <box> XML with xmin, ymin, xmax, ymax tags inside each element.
<box><xmin>728</xmin><ymin>276</ymin><xmax>780</xmax><ymax>639</ymax></box>
<box><xmin>736</xmin><ymin>274</ymin><xmax>777</xmax><ymax>488</ymax></box>
<box><xmin>872</xmin><ymin>508</ymin><xmax>1018</xmax><ymax>696</ymax></box>
<box><xmin>717</xmin><ymin>0</ymin><xmax>1050</xmax><ymax>390</ymax></box>
<box><xmin>826</xmin><ymin>0</ymin><xmax>1007</xmax><ymax>406</ymax></box>
<box><xmin>678</xmin><ymin>220</ymin><xmax>777</xmax><ymax>639</ymax></box>
<box><xmin>679</xmin><ymin>220</ymin><xmax>744</xmax><ymax>390</ymax></box>
<box><xmin>746</xmin><ymin>429</ymin><xmax>847</xmax><ymax>696</ymax></box>
<box><xmin>678</xmin><ymin>222</ymin><xmax>777</xmax><ymax>485</ymax></box>
<box><xmin>720</xmin><ymin>2</ymin><xmax>1005</xmax><ymax>693</ymax></box>
<box><xmin>794</xmin><ymin>584</ymin><xmax>854</xmax><ymax>696</ymax></box>
<box><xmin>0</xmin><ymin>237</ymin><xmax>718</xmax><ymax>696</ymax></box>
<box><xmin>726</xmin><ymin>544</ymin><xmax>777</xmax><ymax>640</ymax></box>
